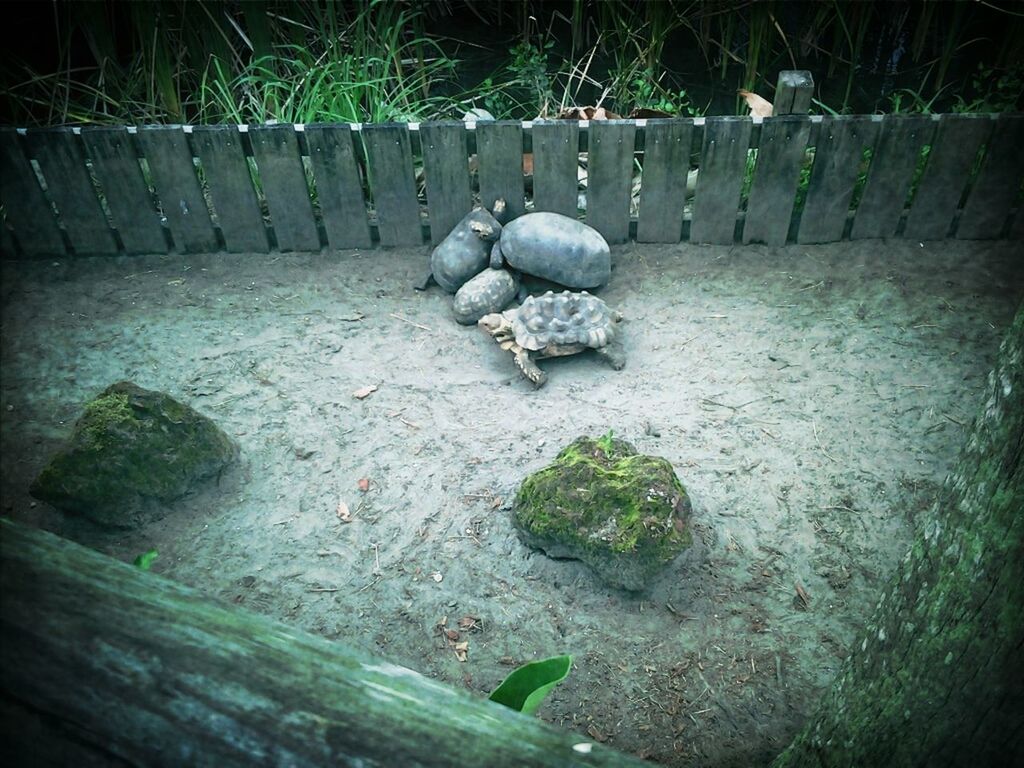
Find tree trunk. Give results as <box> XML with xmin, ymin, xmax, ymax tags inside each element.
<box><xmin>0</xmin><ymin>520</ymin><xmax>646</xmax><ymax>768</ymax></box>
<box><xmin>774</xmin><ymin>303</ymin><xmax>1024</xmax><ymax>768</ymax></box>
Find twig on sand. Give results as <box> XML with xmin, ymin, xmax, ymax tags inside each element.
<box><xmin>812</xmin><ymin>420</ymin><xmax>837</xmax><ymax>463</ymax></box>
<box><xmin>390</xmin><ymin>312</ymin><xmax>432</xmax><ymax>331</ymax></box>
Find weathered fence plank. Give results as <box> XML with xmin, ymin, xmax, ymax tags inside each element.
<box><xmin>956</xmin><ymin>114</ymin><xmax>1024</xmax><ymax>240</ymax></box>
<box><xmin>850</xmin><ymin>115</ymin><xmax>935</xmax><ymax>239</ymax></box>
<box><xmin>191</xmin><ymin>126</ymin><xmax>268</xmax><ymax>252</ymax></box>
<box><xmin>80</xmin><ymin>127</ymin><xmax>167</xmax><ymax>255</ymax></box>
<box><xmin>362</xmin><ymin>124</ymin><xmax>422</xmax><ymax>246</ymax></box>
<box><xmin>637</xmin><ymin>119</ymin><xmax>692</xmax><ymax>243</ymax></box>
<box><xmin>798</xmin><ymin>116</ymin><xmax>881</xmax><ymax>244</ymax></box>
<box><xmin>0</xmin><ymin>128</ymin><xmax>65</xmax><ymax>256</ymax></box>
<box><xmin>304</xmin><ymin>124</ymin><xmax>371</xmax><ymax>249</ymax></box>
<box><xmin>691</xmin><ymin>117</ymin><xmax>752</xmax><ymax>244</ymax></box>
<box><xmin>774</xmin><ymin>70</ymin><xmax>814</xmax><ymax>115</ymax></box>
<box><xmin>532</xmin><ymin>121</ymin><xmax>579</xmax><ymax>218</ymax></box>
<box><xmin>25</xmin><ymin>128</ymin><xmax>118</xmax><ymax>255</ymax></box>
<box><xmin>0</xmin><ymin>520</ymin><xmax>643</xmax><ymax>767</ymax></box>
<box><xmin>476</xmin><ymin>121</ymin><xmax>525</xmax><ymax>218</ymax></box>
<box><xmin>421</xmin><ymin>122</ymin><xmax>471</xmax><ymax>244</ymax></box>
<box><xmin>586</xmin><ymin>120</ymin><xmax>636</xmax><ymax>243</ymax></box>
<box><xmin>904</xmin><ymin>114</ymin><xmax>993</xmax><ymax>240</ymax></box>
<box><xmin>249</xmin><ymin>124</ymin><xmax>320</xmax><ymax>252</ymax></box>
<box><xmin>743</xmin><ymin>115</ymin><xmax>812</xmax><ymax>245</ymax></box>
<box><xmin>136</xmin><ymin>126</ymin><xmax>218</xmax><ymax>254</ymax></box>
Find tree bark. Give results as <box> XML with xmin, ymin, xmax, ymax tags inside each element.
<box><xmin>0</xmin><ymin>520</ymin><xmax>646</xmax><ymax>768</ymax></box>
<box><xmin>774</xmin><ymin>303</ymin><xmax>1024</xmax><ymax>768</ymax></box>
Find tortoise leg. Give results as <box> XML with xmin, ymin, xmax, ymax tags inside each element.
<box><xmin>514</xmin><ymin>350</ymin><xmax>548</xmax><ymax>388</ymax></box>
<box><xmin>594</xmin><ymin>341</ymin><xmax>626</xmax><ymax>371</ymax></box>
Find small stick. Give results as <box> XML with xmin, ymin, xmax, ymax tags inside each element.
<box><xmin>812</xmin><ymin>420</ymin><xmax>837</xmax><ymax>463</ymax></box>
<box><xmin>390</xmin><ymin>313</ymin><xmax>432</xmax><ymax>332</ymax></box>
<box><xmin>309</xmin><ymin>587</ymin><xmax>339</xmax><ymax>593</ymax></box>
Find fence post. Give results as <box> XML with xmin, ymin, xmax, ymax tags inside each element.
<box><xmin>774</xmin><ymin>71</ymin><xmax>814</xmax><ymax>115</ymax></box>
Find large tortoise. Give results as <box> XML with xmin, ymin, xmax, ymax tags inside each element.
<box><xmin>489</xmin><ymin>212</ymin><xmax>611</xmax><ymax>289</ymax></box>
<box><xmin>478</xmin><ymin>291</ymin><xmax>625</xmax><ymax>388</ymax></box>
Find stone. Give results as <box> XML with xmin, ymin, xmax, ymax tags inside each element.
<box><xmin>512</xmin><ymin>435</ymin><xmax>692</xmax><ymax>590</ymax></box>
<box><xmin>30</xmin><ymin>381</ymin><xmax>238</xmax><ymax>528</ymax></box>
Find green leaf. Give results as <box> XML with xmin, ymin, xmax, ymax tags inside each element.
<box><xmin>488</xmin><ymin>655</ymin><xmax>572</xmax><ymax>715</ymax></box>
<box><xmin>133</xmin><ymin>549</ymin><xmax>158</xmax><ymax>571</ymax></box>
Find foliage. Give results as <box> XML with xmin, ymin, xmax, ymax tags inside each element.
<box><xmin>488</xmin><ymin>655</ymin><xmax>573</xmax><ymax>715</ymax></box>
<box><xmin>133</xmin><ymin>549</ymin><xmax>159</xmax><ymax>570</ymax></box>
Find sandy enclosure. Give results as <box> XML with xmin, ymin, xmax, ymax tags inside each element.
<box><xmin>1</xmin><ymin>238</ymin><xmax>1021</xmax><ymax>766</ymax></box>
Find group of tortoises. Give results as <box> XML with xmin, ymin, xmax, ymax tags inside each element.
<box><xmin>423</xmin><ymin>200</ymin><xmax>625</xmax><ymax>389</ymax></box>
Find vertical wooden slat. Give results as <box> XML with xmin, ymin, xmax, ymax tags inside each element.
<box><xmin>304</xmin><ymin>124</ymin><xmax>371</xmax><ymax>250</ymax></box>
<box><xmin>136</xmin><ymin>126</ymin><xmax>218</xmax><ymax>254</ymax></box>
<box><xmin>420</xmin><ymin>122</ymin><xmax>471</xmax><ymax>245</ymax></box>
<box><xmin>586</xmin><ymin>120</ymin><xmax>636</xmax><ymax>244</ymax></box>
<box><xmin>0</xmin><ymin>128</ymin><xmax>65</xmax><ymax>256</ymax></box>
<box><xmin>690</xmin><ymin>117</ymin><xmax>752</xmax><ymax>244</ymax></box>
<box><xmin>774</xmin><ymin>71</ymin><xmax>814</xmax><ymax>115</ymax></box>
<box><xmin>798</xmin><ymin>116</ymin><xmax>881</xmax><ymax>244</ymax></box>
<box><xmin>249</xmin><ymin>124</ymin><xmax>320</xmax><ymax>252</ymax></box>
<box><xmin>532</xmin><ymin>121</ymin><xmax>579</xmax><ymax>218</ymax></box>
<box><xmin>80</xmin><ymin>127</ymin><xmax>167</xmax><ymax>255</ymax></box>
<box><xmin>25</xmin><ymin>128</ymin><xmax>118</xmax><ymax>255</ymax></box>
<box><xmin>476</xmin><ymin>121</ymin><xmax>525</xmax><ymax>219</ymax></box>
<box><xmin>850</xmin><ymin>115</ymin><xmax>935</xmax><ymax>239</ymax></box>
<box><xmin>743</xmin><ymin>115</ymin><xmax>811</xmax><ymax>245</ymax></box>
<box><xmin>362</xmin><ymin>124</ymin><xmax>421</xmax><ymax>246</ymax></box>
<box><xmin>191</xmin><ymin>126</ymin><xmax>268</xmax><ymax>253</ymax></box>
<box><xmin>904</xmin><ymin>115</ymin><xmax>993</xmax><ymax>240</ymax></box>
<box><xmin>957</xmin><ymin>114</ymin><xmax>1024</xmax><ymax>240</ymax></box>
<box><xmin>637</xmin><ymin>119</ymin><xmax>692</xmax><ymax>243</ymax></box>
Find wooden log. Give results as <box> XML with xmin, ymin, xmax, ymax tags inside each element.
<box><xmin>421</xmin><ymin>122</ymin><xmax>472</xmax><ymax>245</ymax></box>
<box><xmin>136</xmin><ymin>126</ymin><xmax>219</xmax><ymax>254</ymax></box>
<box><xmin>191</xmin><ymin>126</ymin><xmax>269</xmax><ymax>252</ymax></box>
<box><xmin>532</xmin><ymin>121</ymin><xmax>579</xmax><ymax>218</ymax></box>
<box><xmin>743</xmin><ymin>115</ymin><xmax>811</xmax><ymax>246</ymax></box>
<box><xmin>956</xmin><ymin>113</ymin><xmax>1024</xmax><ymax>240</ymax></box>
<box><xmin>636</xmin><ymin>119</ymin><xmax>691</xmax><ymax>243</ymax></box>
<box><xmin>0</xmin><ymin>128</ymin><xmax>65</xmax><ymax>257</ymax></box>
<box><xmin>476</xmin><ymin>121</ymin><xmax>526</xmax><ymax>219</ymax></box>
<box><xmin>586</xmin><ymin>120</ymin><xmax>635</xmax><ymax>244</ymax></box>
<box><xmin>304</xmin><ymin>124</ymin><xmax>372</xmax><ymax>250</ymax></box>
<box><xmin>774</xmin><ymin>70</ymin><xmax>814</xmax><ymax>116</ymax></box>
<box><xmin>25</xmin><ymin>128</ymin><xmax>119</xmax><ymax>255</ymax></box>
<box><xmin>80</xmin><ymin>126</ymin><xmax>168</xmax><ymax>255</ymax></box>
<box><xmin>249</xmin><ymin>124</ymin><xmax>321</xmax><ymax>252</ymax></box>
<box><xmin>690</xmin><ymin>117</ymin><xmax>752</xmax><ymax>244</ymax></box>
<box><xmin>0</xmin><ymin>520</ymin><xmax>644</xmax><ymax>767</ymax></box>
<box><xmin>362</xmin><ymin>124</ymin><xmax>422</xmax><ymax>246</ymax></box>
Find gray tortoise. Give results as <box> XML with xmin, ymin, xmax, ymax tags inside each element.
<box><xmin>478</xmin><ymin>291</ymin><xmax>625</xmax><ymax>388</ymax></box>
<box><xmin>490</xmin><ymin>212</ymin><xmax>611</xmax><ymax>289</ymax></box>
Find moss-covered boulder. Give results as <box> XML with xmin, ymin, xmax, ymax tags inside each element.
<box><xmin>30</xmin><ymin>381</ymin><xmax>238</xmax><ymax>528</ymax></box>
<box><xmin>512</xmin><ymin>435</ymin><xmax>692</xmax><ymax>591</ymax></box>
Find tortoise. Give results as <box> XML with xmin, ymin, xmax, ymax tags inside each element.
<box><xmin>489</xmin><ymin>212</ymin><xmax>611</xmax><ymax>289</ymax></box>
<box><xmin>478</xmin><ymin>290</ymin><xmax>625</xmax><ymax>388</ymax></box>
<box><xmin>452</xmin><ymin>268</ymin><xmax>518</xmax><ymax>325</ymax></box>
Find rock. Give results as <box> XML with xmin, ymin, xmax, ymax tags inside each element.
<box><xmin>491</xmin><ymin>212</ymin><xmax>611</xmax><ymax>289</ymax></box>
<box><xmin>512</xmin><ymin>435</ymin><xmax>691</xmax><ymax>590</ymax></box>
<box><xmin>430</xmin><ymin>208</ymin><xmax>502</xmax><ymax>293</ymax></box>
<box><xmin>29</xmin><ymin>381</ymin><xmax>238</xmax><ymax>528</ymax></box>
<box><xmin>452</xmin><ymin>268</ymin><xmax>518</xmax><ymax>325</ymax></box>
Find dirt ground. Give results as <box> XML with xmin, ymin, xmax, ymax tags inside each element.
<box><xmin>2</xmin><ymin>237</ymin><xmax>1021</xmax><ymax>766</ymax></box>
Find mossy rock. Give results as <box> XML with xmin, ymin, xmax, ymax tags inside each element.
<box><xmin>30</xmin><ymin>381</ymin><xmax>238</xmax><ymax>528</ymax></box>
<box><xmin>512</xmin><ymin>435</ymin><xmax>692</xmax><ymax>591</ymax></box>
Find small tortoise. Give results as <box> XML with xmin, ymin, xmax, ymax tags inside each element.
<box><xmin>478</xmin><ymin>291</ymin><xmax>625</xmax><ymax>388</ymax></box>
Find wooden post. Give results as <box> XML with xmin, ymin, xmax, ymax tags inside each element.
<box><xmin>774</xmin><ymin>71</ymin><xmax>814</xmax><ymax>115</ymax></box>
<box><xmin>0</xmin><ymin>520</ymin><xmax>646</xmax><ymax>767</ymax></box>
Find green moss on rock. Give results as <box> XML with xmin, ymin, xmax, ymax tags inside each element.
<box><xmin>30</xmin><ymin>381</ymin><xmax>239</xmax><ymax>528</ymax></box>
<box><xmin>513</xmin><ymin>435</ymin><xmax>692</xmax><ymax>591</ymax></box>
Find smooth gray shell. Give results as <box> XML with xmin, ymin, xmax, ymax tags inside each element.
<box><xmin>452</xmin><ymin>269</ymin><xmax>518</xmax><ymax>325</ymax></box>
<box><xmin>511</xmin><ymin>291</ymin><xmax>616</xmax><ymax>351</ymax></box>
<box><xmin>430</xmin><ymin>208</ymin><xmax>502</xmax><ymax>293</ymax></box>
<box><xmin>496</xmin><ymin>213</ymin><xmax>610</xmax><ymax>289</ymax></box>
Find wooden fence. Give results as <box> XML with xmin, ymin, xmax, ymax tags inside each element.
<box><xmin>1</xmin><ymin>113</ymin><xmax>1021</xmax><ymax>258</ymax></box>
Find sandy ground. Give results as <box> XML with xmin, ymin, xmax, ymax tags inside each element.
<box><xmin>2</xmin><ymin>238</ymin><xmax>1021</xmax><ymax>766</ymax></box>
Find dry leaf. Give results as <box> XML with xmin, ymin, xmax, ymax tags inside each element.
<box><xmin>738</xmin><ymin>89</ymin><xmax>773</xmax><ymax>117</ymax></box>
<box><xmin>458</xmin><ymin>615</ymin><xmax>482</xmax><ymax>632</ymax></box>
<box><xmin>587</xmin><ymin>724</ymin><xmax>607</xmax><ymax>742</ymax></box>
<box><xmin>445</xmin><ymin>629</ymin><xmax>460</xmax><ymax>641</ymax></box>
<box><xmin>358</xmin><ymin>477</ymin><xmax>370</xmax><ymax>492</ymax></box>
<box><xmin>454</xmin><ymin>640</ymin><xmax>469</xmax><ymax>662</ymax></box>
<box><xmin>353</xmin><ymin>385</ymin><xmax>378</xmax><ymax>399</ymax></box>
<box><xmin>490</xmin><ymin>496</ymin><xmax>503</xmax><ymax>510</ymax></box>
<box><xmin>795</xmin><ymin>582</ymin><xmax>811</xmax><ymax>608</ymax></box>
<box><xmin>336</xmin><ymin>501</ymin><xmax>352</xmax><ymax>522</ymax></box>
<box><xmin>339</xmin><ymin>311</ymin><xmax>364</xmax><ymax>322</ymax></box>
